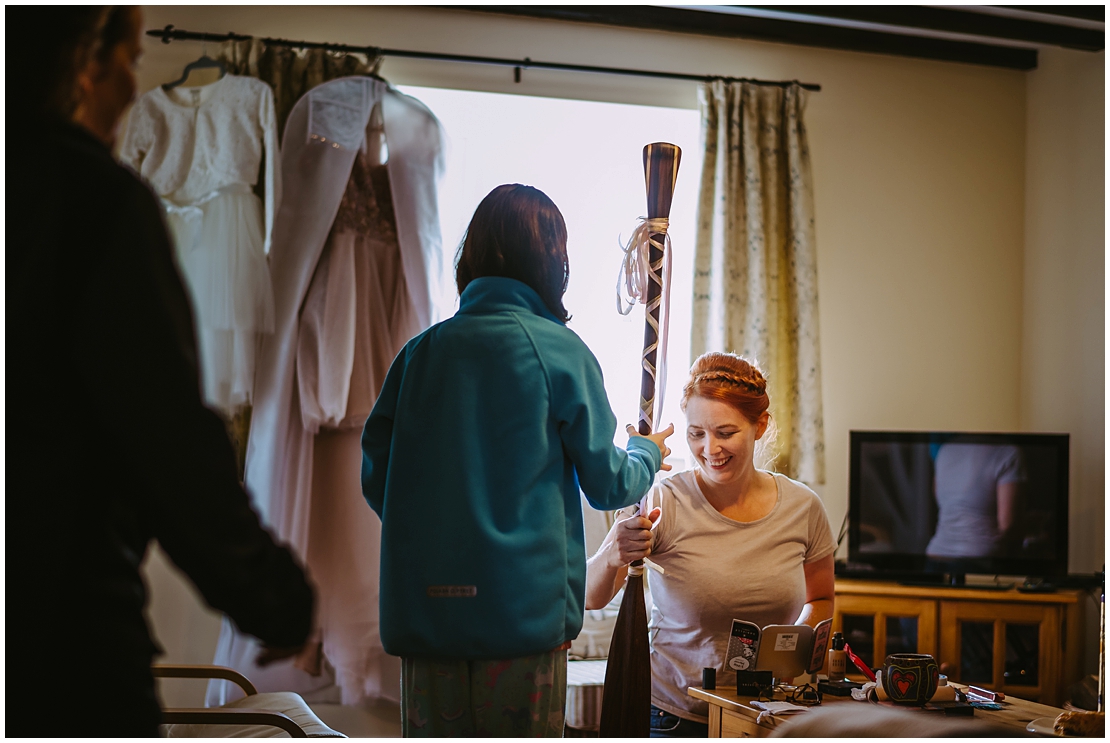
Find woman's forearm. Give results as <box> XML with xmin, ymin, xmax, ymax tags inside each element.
<box><xmin>584</xmin><ymin>540</ymin><xmax>626</xmax><ymax>610</ymax></box>
<box><xmin>585</xmin><ymin>507</ymin><xmax>656</xmax><ymax>609</ymax></box>
<box><xmin>797</xmin><ymin>554</ymin><xmax>836</xmax><ymax>627</ymax></box>
<box><xmin>795</xmin><ymin>598</ymin><xmax>834</xmax><ymax>628</ymax></box>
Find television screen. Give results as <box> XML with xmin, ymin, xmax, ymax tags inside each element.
<box><xmin>848</xmin><ymin>431</ymin><xmax>1069</xmax><ymax>579</ymax></box>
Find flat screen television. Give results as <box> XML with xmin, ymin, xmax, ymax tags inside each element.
<box><xmin>848</xmin><ymin>431</ymin><xmax>1069</xmax><ymax>583</ymax></box>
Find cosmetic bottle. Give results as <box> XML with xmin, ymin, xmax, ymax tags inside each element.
<box><xmin>828</xmin><ymin>632</ymin><xmax>847</xmax><ymax>681</ymax></box>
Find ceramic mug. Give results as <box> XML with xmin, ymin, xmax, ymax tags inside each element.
<box><xmin>881</xmin><ymin>653</ymin><xmax>940</xmax><ymax>705</ymax></box>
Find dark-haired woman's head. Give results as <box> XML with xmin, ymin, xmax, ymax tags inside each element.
<box><xmin>9</xmin><ymin>6</ymin><xmax>109</xmax><ymax>120</ymax></box>
<box><xmin>74</xmin><ymin>7</ymin><xmax>143</xmax><ymax>147</ymax></box>
<box><xmin>9</xmin><ymin>5</ymin><xmax>142</xmax><ymax>145</ymax></box>
<box><xmin>455</xmin><ymin>184</ymin><xmax>571</xmax><ymax>323</ymax></box>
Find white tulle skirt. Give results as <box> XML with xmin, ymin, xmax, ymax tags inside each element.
<box><xmin>164</xmin><ymin>183</ymin><xmax>274</xmax><ymax>415</ymax></box>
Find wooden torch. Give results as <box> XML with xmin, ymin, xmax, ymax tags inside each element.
<box><xmin>599</xmin><ymin>142</ymin><xmax>681</xmax><ymax>738</ymax></box>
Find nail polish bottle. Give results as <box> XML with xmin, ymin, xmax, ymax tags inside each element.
<box><xmin>828</xmin><ymin>632</ymin><xmax>847</xmax><ymax>681</ymax></box>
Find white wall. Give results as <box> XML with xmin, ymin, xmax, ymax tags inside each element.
<box><xmin>133</xmin><ymin>5</ymin><xmax>1102</xmax><ymax>696</ymax></box>
<box><xmin>143</xmin><ymin>546</ymin><xmax>225</xmax><ymax>706</ymax></box>
<box><xmin>1021</xmin><ymin>46</ymin><xmax>1105</xmax><ymax>676</ymax></box>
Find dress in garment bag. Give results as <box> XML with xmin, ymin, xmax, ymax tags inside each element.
<box><xmin>120</xmin><ymin>74</ymin><xmax>281</xmax><ymax>415</ymax></box>
<box><xmin>208</xmin><ymin>76</ymin><xmax>444</xmax><ymax>707</ymax></box>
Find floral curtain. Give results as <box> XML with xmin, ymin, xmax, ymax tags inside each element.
<box><xmin>692</xmin><ymin>80</ymin><xmax>825</xmax><ymax>484</ymax></box>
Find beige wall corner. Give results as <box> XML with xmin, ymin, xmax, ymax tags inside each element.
<box><xmin>1022</xmin><ymin>46</ymin><xmax>1105</xmax><ymax>676</ymax></box>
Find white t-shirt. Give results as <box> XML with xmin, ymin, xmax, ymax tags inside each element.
<box><xmin>639</xmin><ymin>470</ymin><xmax>836</xmax><ymax>722</ymax></box>
<box><xmin>926</xmin><ymin>443</ymin><xmax>1025</xmax><ymax>558</ymax></box>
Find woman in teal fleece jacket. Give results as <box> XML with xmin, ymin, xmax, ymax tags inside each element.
<box><xmin>362</xmin><ymin>184</ymin><xmax>672</xmax><ymax>736</ymax></box>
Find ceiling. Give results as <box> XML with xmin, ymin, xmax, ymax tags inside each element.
<box><xmin>453</xmin><ymin>5</ymin><xmax>1105</xmax><ymax>71</ymax></box>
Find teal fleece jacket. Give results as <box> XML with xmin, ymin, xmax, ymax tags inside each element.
<box><xmin>362</xmin><ymin>277</ymin><xmax>661</xmax><ymax>659</ymax></box>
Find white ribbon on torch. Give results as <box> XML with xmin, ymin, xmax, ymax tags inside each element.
<box><xmin>617</xmin><ymin>216</ymin><xmax>673</xmax><ymax>433</ymax></box>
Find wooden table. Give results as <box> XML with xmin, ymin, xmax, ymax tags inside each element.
<box><xmin>688</xmin><ymin>684</ymin><xmax>1067</xmax><ymax>737</ymax></box>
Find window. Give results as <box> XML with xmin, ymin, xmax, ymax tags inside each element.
<box><xmin>400</xmin><ymin>85</ymin><xmax>702</xmax><ymax>464</ymax></box>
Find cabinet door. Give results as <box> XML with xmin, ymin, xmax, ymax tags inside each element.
<box><xmin>938</xmin><ymin>601</ymin><xmax>1061</xmax><ymax>704</ymax></box>
<box><xmin>833</xmin><ymin>595</ymin><xmax>937</xmax><ymax>674</ymax></box>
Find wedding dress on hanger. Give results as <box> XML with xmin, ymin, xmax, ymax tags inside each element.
<box><xmin>208</xmin><ymin>76</ymin><xmax>445</xmax><ymax>708</ymax></box>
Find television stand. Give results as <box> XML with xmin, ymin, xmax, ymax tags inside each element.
<box><xmin>1017</xmin><ymin>583</ymin><xmax>1059</xmax><ymax>593</ymax></box>
<box><xmin>898</xmin><ymin>579</ymin><xmax>1014</xmax><ymax>590</ymax></box>
<box><xmin>834</xmin><ymin>578</ymin><xmax>1083</xmax><ymax>706</ymax></box>
<box><xmin>900</xmin><ymin>572</ymin><xmax>1016</xmax><ymax>590</ymax></box>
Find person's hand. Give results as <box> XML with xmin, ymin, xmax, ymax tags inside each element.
<box><xmin>607</xmin><ymin>506</ymin><xmax>661</xmax><ymax>567</ymax></box>
<box><xmin>627</xmin><ymin>423</ymin><xmax>675</xmax><ymax>471</ymax></box>
<box><xmin>255</xmin><ymin>644</ymin><xmax>305</xmax><ymax>667</ymax></box>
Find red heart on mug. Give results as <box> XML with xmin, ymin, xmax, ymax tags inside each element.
<box><xmin>890</xmin><ymin>669</ymin><xmax>917</xmax><ymax>697</ymax></box>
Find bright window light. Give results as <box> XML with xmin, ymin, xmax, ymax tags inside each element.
<box><xmin>400</xmin><ymin>86</ymin><xmax>701</xmax><ymax>465</ymax></box>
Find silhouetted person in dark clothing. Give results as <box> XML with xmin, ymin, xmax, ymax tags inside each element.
<box><xmin>6</xmin><ymin>8</ymin><xmax>315</xmax><ymax>736</ymax></box>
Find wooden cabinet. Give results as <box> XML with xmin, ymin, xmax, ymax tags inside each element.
<box><xmin>938</xmin><ymin>600</ymin><xmax>1063</xmax><ymax>703</ymax></box>
<box><xmin>710</xmin><ymin>708</ymin><xmax>767</xmax><ymax>738</ymax></box>
<box><xmin>834</xmin><ymin>593</ymin><xmax>937</xmax><ymax>669</ymax></box>
<box><xmin>834</xmin><ymin>580</ymin><xmax>1082</xmax><ymax>706</ymax></box>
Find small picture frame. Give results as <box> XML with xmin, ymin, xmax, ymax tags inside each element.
<box><xmin>755</xmin><ymin>624</ymin><xmax>814</xmax><ymax>681</ymax></box>
<box><xmin>724</xmin><ymin>619</ymin><xmax>762</xmax><ymax>672</ymax></box>
<box><xmin>806</xmin><ymin>618</ymin><xmax>833</xmax><ymax>675</ymax></box>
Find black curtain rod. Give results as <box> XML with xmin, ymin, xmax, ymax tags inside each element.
<box><xmin>146</xmin><ymin>25</ymin><xmax>822</xmax><ymax>91</ymax></box>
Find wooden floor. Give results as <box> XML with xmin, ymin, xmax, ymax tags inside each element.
<box><xmin>311</xmin><ymin>700</ymin><xmax>402</xmax><ymax>737</ymax></box>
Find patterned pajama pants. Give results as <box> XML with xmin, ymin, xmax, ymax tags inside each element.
<box><xmin>401</xmin><ymin>648</ymin><xmax>567</xmax><ymax>737</ymax></box>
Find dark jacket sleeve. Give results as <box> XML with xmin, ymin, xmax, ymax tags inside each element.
<box><xmin>73</xmin><ymin>180</ymin><xmax>314</xmax><ymax>649</ymax></box>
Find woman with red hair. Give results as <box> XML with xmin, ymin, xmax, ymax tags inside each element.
<box><xmin>585</xmin><ymin>352</ymin><xmax>836</xmax><ymax>737</ymax></box>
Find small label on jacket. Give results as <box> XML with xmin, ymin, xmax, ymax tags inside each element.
<box><xmin>427</xmin><ymin>585</ymin><xmax>478</xmax><ymax>598</ymax></box>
